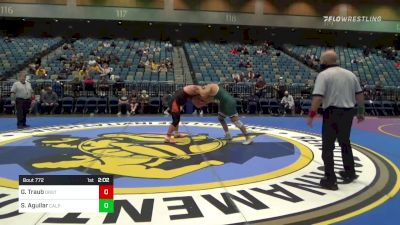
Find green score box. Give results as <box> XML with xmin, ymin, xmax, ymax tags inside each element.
<box><xmin>99</xmin><ymin>199</ymin><xmax>114</xmax><ymax>213</ymax></box>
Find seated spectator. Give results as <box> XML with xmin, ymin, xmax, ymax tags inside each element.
<box><xmin>280</xmin><ymin>91</ymin><xmax>295</xmax><ymax>115</ymax></box>
<box><xmin>238</xmin><ymin>60</ymin><xmax>246</xmax><ymax>68</ymax></box>
<box><xmin>229</xmin><ymin>48</ymin><xmax>238</xmax><ymax>55</ymax></box>
<box><xmin>255</xmin><ymin>49</ymin><xmax>263</xmax><ymax>55</ymax></box>
<box><xmin>98</xmin><ymin>75</ymin><xmax>109</xmax><ymax>97</ymax></box>
<box><xmin>79</xmin><ymin>67</ymin><xmax>88</xmax><ymax>79</ymax></box>
<box><xmin>232</xmin><ymin>73</ymin><xmax>241</xmax><ymax>83</ymax></box>
<box><xmin>247</xmin><ymin>92</ymin><xmax>259</xmax><ymax>114</ymax></box>
<box><xmin>245</xmin><ymin>60</ymin><xmax>252</xmax><ymax>68</ymax></box>
<box><xmin>83</xmin><ymin>75</ymin><xmax>96</xmax><ymax>95</ymax></box>
<box><xmin>110</xmin><ymin>41</ymin><xmax>116</xmax><ymax>48</ymax></box>
<box><xmin>351</xmin><ymin>58</ymin><xmax>359</xmax><ymax>64</ymax></box>
<box><xmin>113</xmin><ymin>78</ymin><xmax>124</xmax><ymax>96</ymax></box>
<box><xmin>165</xmin><ymin>41</ymin><xmax>173</xmax><ymax>51</ymax></box>
<box><xmin>151</xmin><ymin>61</ymin><xmax>159</xmax><ymax>72</ymax></box>
<box><xmin>71</xmin><ymin>76</ymin><xmax>82</xmax><ymax>98</ymax></box>
<box><xmin>239</xmin><ymin>72</ymin><xmax>246</xmax><ymax>82</ymax></box>
<box><xmin>242</xmin><ymin>47</ymin><xmax>249</xmax><ymax>55</ymax></box>
<box><xmin>138</xmin><ymin>90</ymin><xmax>150</xmax><ymax>114</ymax></box>
<box><xmin>103</xmin><ymin>42</ymin><xmax>111</xmax><ymax>48</ymax></box>
<box><xmin>41</xmin><ymin>86</ymin><xmax>59</xmax><ymax>114</ymax></box>
<box><xmin>395</xmin><ymin>61</ymin><xmax>400</xmax><ymax>70</ymax></box>
<box><xmin>247</xmin><ymin>71</ymin><xmax>255</xmax><ymax>81</ymax></box>
<box><xmin>362</xmin><ymin>46</ymin><xmax>370</xmax><ymax>57</ymax></box>
<box><xmin>274</xmin><ymin>77</ymin><xmax>287</xmax><ymax>99</ymax></box>
<box><xmin>165</xmin><ymin>58</ymin><xmax>173</xmax><ymax>70</ymax></box>
<box><xmin>117</xmin><ymin>88</ymin><xmax>130</xmax><ymax>116</ymax></box>
<box><xmin>162</xmin><ymin>91</ymin><xmax>172</xmax><ymax>115</ymax></box>
<box><xmin>374</xmin><ymin>81</ymin><xmax>383</xmax><ymax>100</ymax></box>
<box><xmin>88</xmin><ymin>62</ymin><xmax>102</xmax><ymax>74</ymax></box>
<box><xmin>101</xmin><ymin>63</ymin><xmax>113</xmax><ymax>77</ymax></box>
<box><xmin>35</xmin><ymin>66</ymin><xmax>48</xmax><ymax>78</ymax></box>
<box><xmin>138</xmin><ymin>60</ymin><xmax>145</xmax><ymax>69</ymax></box>
<box><xmin>145</xmin><ymin>59</ymin><xmax>151</xmax><ymax>68</ymax></box>
<box><xmin>130</xmin><ymin>91</ymin><xmax>139</xmax><ymax>115</ymax></box>
<box><xmin>159</xmin><ymin>63</ymin><xmax>168</xmax><ymax>73</ymax></box>
<box><xmin>255</xmin><ymin>76</ymin><xmax>267</xmax><ymax>98</ymax></box>
<box><xmin>153</xmin><ymin>47</ymin><xmax>161</xmax><ymax>53</ymax></box>
<box><xmin>30</xmin><ymin>89</ymin><xmax>45</xmax><ymax>115</ymax></box>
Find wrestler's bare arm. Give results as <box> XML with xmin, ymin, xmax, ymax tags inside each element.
<box><xmin>183</xmin><ymin>85</ymin><xmax>201</xmax><ymax>96</ymax></box>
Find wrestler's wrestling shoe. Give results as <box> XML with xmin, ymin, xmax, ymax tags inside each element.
<box><xmin>164</xmin><ymin>136</ymin><xmax>176</xmax><ymax>144</ymax></box>
<box><xmin>242</xmin><ymin>136</ymin><xmax>254</xmax><ymax>145</ymax></box>
<box><xmin>224</xmin><ymin>132</ymin><xmax>232</xmax><ymax>140</ymax></box>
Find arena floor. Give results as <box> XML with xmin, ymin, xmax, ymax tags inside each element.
<box><xmin>0</xmin><ymin>115</ymin><xmax>398</xmax><ymax>225</ymax></box>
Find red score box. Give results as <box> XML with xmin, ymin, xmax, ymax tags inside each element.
<box><xmin>99</xmin><ymin>185</ymin><xmax>114</xmax><ymax>199</ymax></box>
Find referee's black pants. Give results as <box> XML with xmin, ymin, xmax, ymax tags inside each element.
<box><xmin>16</xmin><ymin>98</ymin><xmax>31</xmax><ymax>127</ymax></box>
<box><xmin>322</xmin><ymin>107</ymin><xmax>356</xmax><ymax>182</ymax></box>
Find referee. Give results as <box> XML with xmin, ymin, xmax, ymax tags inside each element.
<box><xmin>306</xmin><ymin>50</ymin><xmax>365</xmax><ymax>190</ymax></box>
<box><xmin>11</xmin><ymin>73</ymin><xmax>34</xmax><ymax>129</ymax></box>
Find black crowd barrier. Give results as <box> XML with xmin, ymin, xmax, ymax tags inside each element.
<box><xmin>1</xmin><ymin>80</ymin><xmax>399</xmax><ymax>100</ymax></box>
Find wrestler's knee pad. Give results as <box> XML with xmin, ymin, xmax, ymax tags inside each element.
<box><xmin>233</xmin><ymin>120</ymin><xmax>243</xmax><ymax>128</ymax></box>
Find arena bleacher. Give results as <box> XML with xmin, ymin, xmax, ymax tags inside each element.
<box><xmin>0</xmin><ymin>36</ymin><xmax>399</xmax><ymax>116</ymax></box>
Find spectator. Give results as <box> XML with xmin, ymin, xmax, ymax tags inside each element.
<box><xmin>71</xmin><ymin>76</ymin><xmax>82</xmax><ymax>98</ymax></box>
<box><xmin>245</xmin><ymin>60</ymin><xmax>252</xmax><ymax>68</ymax></box>
<box><xmin>238</xmin><ymin>60</ymin><xmax>246</xmax><ymax>68</ymax></box>
<box><xmin>280</xmin><ymin>91</ymin><xmax>295</xmax><ymax>115</ymax></box>
<box><xmin>255</xmin><ymin>76</ymin><xmax>267</xmax><ymax>98</ymax></box>
<box><xmin>301</xmin><ymin>81</ymin><xmax>313</xmax><ymax>99</ymax></box>
<box><xmin>374</xmin><ymin>81</ymin><xmax>382</xmax><ymax>100</ymax></box>
<box><xmin>83</xmin><ymin>75</ymin><xmax>96</xmax><ymax>95</ymax></box>
<box><xmin>41</xmin><ymin>86</ymin><xmax>59</xmax><ymax>114</ymax></box>
<box><xmin>162</xmin><ymin>91</ymin><xmax>172</xmax><ymax>115</ymax></box>
<box><xmin>247</xmin><ymin>92</ymin><xmax>259</xmax><ymax>114</ymax></box>
<box><xmin>229</xmin><ymin>48</ymin><xmax>238</xmax><ymax>55</ymax></box>
<box><xmin>362</xmin><ymin>46</ymin><xmax>370</xmax><ymax>57</ymax></box>
<box><xmin>98</xmin><ymin>75</ymin><xmax>109</xmax><ymax>97</ymax></box>
<box><xmin>113</xmin><ymin>77</ymin><xmax>124</xmax><ymax>96</ymax></box>
<box><xmin>35</xmin><ymin>66</ymin><xmax>48</xmax><ymax>78</ymax></box>
<box><xmin>138</xmin><ymin>60</ymin><xmax>145</xmax><ymax>69</ymax></box>
<box><xmin>138</xmin><ymin>90</ymin><xmax>150</xmax><ymax>114</ymax></box>
<box><xmin>232</xmin><ymin>73</ymin><xmax>241</xmax><ymax>83</ymax></box>
<box><xmin>151</xmin><ymin>61</ymin><xmax>159</xmax><ymax>72</ymax></box>
<box><xmin>117</xmin><ymin>88</ymin><xmax>130</xmax><ymax>116</ymax></box>
<box><xmin>159</xmin><ymin>63</ymin><xmax>168</xmax><ymax>73</ymax></box>
<box><xmin>130</xmin><ymin>91</ymin><xmax>139</xmax><ymax>115</ymax></box>
<box><xmin>274</xmin><ymin>77</ymin><xmax>287</xmax><ymax>99</ymax></box>
<box><xmin>239</xmin><ymin>72</ymin><xmax>246</xmax><ymax>82</ymax></box>
<box><xmin>165</xmin><ymin>58</ymin><xmax>173</xmax><ymax>70</ymax></box>
<box><xmin>79</xmin><ymin>67</ymin><xmax>88</xmax><ymax>79</ymax></box>
<box><xmin>247</xmin><ymin>71</ymin><xmax>255</xmax><ymax>81</ymax></box>
<box><xmin>30</xmin><ymin>89</ymin><xmax>45</xmax><ymax>115</ymax></box>
<box><xmin>165</xmin><ymin>41</ymin><xmax>173</xmax><ymax>51</ymax></box>
<box><xmin>101</xmin><ymin>63</ymin><xmax>112</xmax><ymax>77</ymax></box>
<box><xmin>242</xmin><ymin>47</ymin><xmax>249</xmax><ymax>55</ymax></box>
<box><xmin>395</xmin><ymin>61</ymin><xmax>400</xmax><ymax>70</ymax></box>
<box><xmin>60</xmin><ymin>64</ymin><xmax>71</xmax><ymax>77</ymax></box>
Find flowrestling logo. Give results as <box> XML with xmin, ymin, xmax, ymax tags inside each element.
<box><xmin>0</xmin><ymin>121</ymin><xmax>398</xmax><ymax>225</ymax></box>
<box><xmin>323</xmin><ymin>16</ymin><xmax>382</xmax><ymax>23</ymax></box>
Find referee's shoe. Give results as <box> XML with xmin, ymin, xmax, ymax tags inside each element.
<box><xmin>320</xmin><ymin>177</ymin><xmax>338</xmax><ymax>190</ymax></box>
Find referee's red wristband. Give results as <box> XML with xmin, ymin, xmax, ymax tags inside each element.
<box><xmin>308</xmin><ymin>110</ymin><xmax>317</xmax><ymax>118</ymax></box>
